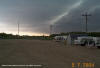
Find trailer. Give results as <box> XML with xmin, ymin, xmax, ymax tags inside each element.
<box><xmin>74</xmin><ymin>36</ymin><xmax>100</xmax><ymax>48</ymax></box>
<box><xmin>67</xmin><ymin>34</ymin><xmax>88</xmax><ymax>45</ymax></box>
<box><xmin>54</xmin><ymin>36</ymin><xmax>67</xmax><ymax>42</ymax></box>
<box><xmin>74</xmin><ymin>36</ymin><xmax>94</xmax><ymax>46</ymax></box>
<box><xmin>93</xmin><ymin>37</ymin><xmax>100</xmax><ymax>48</ymax></box>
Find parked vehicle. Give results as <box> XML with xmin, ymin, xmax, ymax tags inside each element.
<box><xmin>93</xmin><ymin>37</ymin><xmax>100</xmax><ymax>48</ymax></box>
<box><xmin>74</xmin><ymin>36</ymin><xmax>100</xmax><ymax>48</ymax></box>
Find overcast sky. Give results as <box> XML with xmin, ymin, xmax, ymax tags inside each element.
<box><xmin>0</xmin><ymin>0</ymin><xmax>100</xmax><ymax>35</ymax></box>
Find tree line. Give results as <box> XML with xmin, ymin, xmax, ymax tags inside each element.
<box><xmin>0</xmin><ymin>33</ymin><xmax>51</xmax><ymax>40</ymax></box>
<box><xmin>50</xmin><ymin>32</ymin><xmax>100</xmax><ymax>37</ymax></box>
<box><xmin>0</xmin><ymin>32</ymin><xmax>100</xmax><ymax>39</ymax></box>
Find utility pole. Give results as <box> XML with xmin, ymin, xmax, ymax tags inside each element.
<box><xmin>18</xmin><ymin>20</ymin><xmax>19</xmax><ymax>35</ymax></box>
<box><xmin>50</xmin><ymin>24</ymin><xmax>53</xmax><ymax>35</ymax></box>
<box><xmin>82</xmin><ymin>12</ymin><xmax>91</xmax><ymax>33</ymax></box>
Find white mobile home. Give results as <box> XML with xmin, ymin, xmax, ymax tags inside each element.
<box><xmin>74</xmin><ymin>36</ymin><xmax>93</xmax><ymax>45</ymax></box>
<box><xmin>54</xmin><ymin>36</ymin><xmax>67</xmax><ymax>41</ymax></box>
<box><xmin>74</xmin><ymin>36</ymin><xmax>100</xmax><ymax>48</ymax></box>
<box><xmin>93</xmin><ymin>37</ymin><xmax>100</xmax><ymax>48</ymax></box>
<box><xmin>67</xmin><ymin>34</ymin><xmax>88</xmax><ymax>45</ymax></box>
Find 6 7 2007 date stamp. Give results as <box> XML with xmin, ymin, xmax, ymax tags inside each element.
<box><xmin>72</xmin><ymin>62</ymin><xmax>95</xmax><ymax>68</ymax></box>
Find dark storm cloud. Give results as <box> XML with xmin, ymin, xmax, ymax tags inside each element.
<box><xmin>0</xmin><ymin>0</ymin><xmax>100</xmax><ymax>35</ymax></box>
<box><xmin>55</xmin><ymin>0</ymin><xmax>100</xmax><ymax>33</ymax></box>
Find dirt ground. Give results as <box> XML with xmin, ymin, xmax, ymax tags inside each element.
<box><xmin>0</xmin><ymin>40</ymin><xmax>100</xmax><ymax>68</ymax></box>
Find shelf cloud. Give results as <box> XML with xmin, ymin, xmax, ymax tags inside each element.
<box><xmin>0</xmin><ymin>0</ymin><xmax>100</xmax><ymax>35</ymax></box>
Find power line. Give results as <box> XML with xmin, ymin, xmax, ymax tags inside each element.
<box><xmin>82</xmin><ymin>12</ymin><xmax>91</xmax><ymax>33</ymax></box>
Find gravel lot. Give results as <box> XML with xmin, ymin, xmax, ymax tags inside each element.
<box><xmin>0</xmin><ymin>40</ymin><xmax>100</xmax><ymax>68</ymax></box>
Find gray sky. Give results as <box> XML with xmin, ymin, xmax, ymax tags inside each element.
<box><xmin>0</xmin><ymin>0</ymin><xmax>100</xmax><ymax>35</ymax></box>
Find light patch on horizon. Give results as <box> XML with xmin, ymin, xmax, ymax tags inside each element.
<box><xmin>0</xmin><ymin>30</ymin><xmax>48</xmax><ymax>36</ymax></box>
<box><xmin>0</xmin><ymin>22</ymin><xmax>47</xmax><ymax>36</ymax></box>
